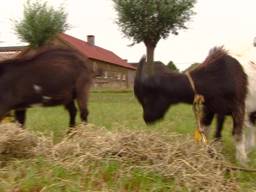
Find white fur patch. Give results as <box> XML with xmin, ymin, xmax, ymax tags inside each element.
<box><xmin>234</xmin><ymin>134</ymin><xmax>248</xmax><ymax>164</ymax></box>
<box><xmin>42</xmin><ymin>96</ymin><xmax>51</xmax><ymax>100</ymax></box>
<box><xmin>200</xmin><ymin>125</ymin><xmax>211</xmax><ymax>138</ymax></box>
<box><xmin>33</xmin><ymin>84</ymin><xmax>42</xmax><ymax>94</ymax></box>
<box><xmin>229</xmin><ymin>46</ymin><xmax>256</xmax><ymax>162</ymax></box>
<box><xmin>244</xmin><ymin>117</ymin><xmax>255</xmax><ymax>152</ymax></box>
<box><xmin>242</xmin><ymin>64</ymin><xmax>256</xmax><ymax>114</ymax></box>
<box><xmin>230</xmin><ymin>47</ymin><xmax>256</xmax><ymax>114</ymax></box>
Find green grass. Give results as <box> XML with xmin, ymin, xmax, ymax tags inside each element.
<box><xmin>1</xmin><ymin>91</ymin><xmax>256</xmax><ymax>191</ymax></box>
<box><xmin>0</xmin><ymin>158</ymin><xmax>174</xmax><ymax>191</ymax></box>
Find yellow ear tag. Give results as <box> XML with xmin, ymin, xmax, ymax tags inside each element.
<box><xmin>194</xmin><ymin>128</ymin><xmax>207</xmax><ymax>144</ymax></box>
<box><xmin>194</xmin><ymin>128</ymin><xmax>202</xmax><ymax>143</ymax></box>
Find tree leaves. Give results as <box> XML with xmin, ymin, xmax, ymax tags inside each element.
<box><xmin>113</xmin><ymin>0</ymin><xmax>196</xmax><ymax>47</ymax></box>
<box><xmin>15</xmin><ymin>0</ymin><xmax>69</xmax><ymax>48</ymax></box>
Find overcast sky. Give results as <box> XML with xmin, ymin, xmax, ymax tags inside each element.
<box><xmin>1</xmin><ymin>0</ymin><xmax>256</xmax><ymax>70</ymax></box>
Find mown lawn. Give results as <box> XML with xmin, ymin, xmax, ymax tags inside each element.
<box><xmin>0</xmin><ymin>91</ymin><xmax>256</xmax><ymax>191</ymax></box>
<box><xmin>26</xmin><ymin>91</ymin><xmax>198</xmax><ymax>142</ymax></box>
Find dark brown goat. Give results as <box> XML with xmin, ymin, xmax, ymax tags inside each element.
<box><xmin>0</xmin><ymin>48</ymin><xmax>92</xmax><ymax>128</ymax></box>
<box><xmin>154</xmin><ymin>61</ymin><xmax>247</xmax><ymax>140</ymax></box>
<box><xmin>215</xmin><ymin>112</ymin><xmax>256</xmax><ymax>139</ymax></box>
<box><xmin>134</xmin><ymin>47</ymin><xmax>256</xmax><ymax>163</ymax></box>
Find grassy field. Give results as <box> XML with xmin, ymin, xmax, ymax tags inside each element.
<box><xmin>0</xmin><ymin>91</ymin><xmax>256</xmax><ymax>191</ymax></box>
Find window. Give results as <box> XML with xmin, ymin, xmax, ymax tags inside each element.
<box><xmin>95</xmin><ymin>68</ymin><xmax>104</xmax><ymax>77</ymax></box>
<box><xmin>104</xmin><ymin>71</ymin><xmax>108</xmax><ymax>79</ymax></box>
<box><xmin>117</xmin><ymin>73</ymin><xmax>121</xmax><ymax>80</ymax></box>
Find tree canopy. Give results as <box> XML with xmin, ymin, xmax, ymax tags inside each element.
<box><xmin>183</xmin><ymin>62</ymin><xmax>200</xmax><ymax>72</ymax></box>
<box><xmin>113</xmin><ymin>0</ymin><xmax>196</xmax><ymax>73</ymax></box>
<box><xmin>15</xmin><ymin>0</ymin><xmax>69</xmax><ymax>48</ymax></box>
<box><xmin>167</xmin><ymin>60</ymin><xmax>179</xmax><ymax>72</ymax></box>
<box><xmin>114</xmin><ymin>0</ymin><xmax>196</xmax><ymax>47</ymax></box>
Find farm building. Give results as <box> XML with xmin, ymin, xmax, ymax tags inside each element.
<box><xmin>0</xmin><ymin>33</ymin><xmax>136</xmax><ymax>88</ymax></box>
<box><xmin>0</xmin><ymin>46</ymin><xmax>25</xmax><ymax>61</ymax></box>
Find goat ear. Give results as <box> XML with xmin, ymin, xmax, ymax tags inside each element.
<box><xmin>136</xmin><ymin>55</ymin><xmax>146</xmax><ymax>80</ymax></box>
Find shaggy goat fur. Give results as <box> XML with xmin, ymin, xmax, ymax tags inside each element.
<box><xmin>134</xmin><ymin>47</ymin><xmax>256</xmax><ymax>163</ymax></box>
<box><xmin>0</xmin><ymin>48</ymin><xmax>92</xmax><ymax>128</ymax></box>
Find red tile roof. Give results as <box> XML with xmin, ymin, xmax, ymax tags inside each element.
<box><xmin>59</xmin><ymin>33</ymin><xmax>136</xmax><ymax>70</ymax></box>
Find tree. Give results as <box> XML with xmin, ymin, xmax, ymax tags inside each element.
<box><xmin>183</xmin><ymin>62</ymin><xmax>200</xmax><ymax>72</ymax></box>
<box><xmin>113</xmin><ymin>0</ymin><xmax>196</xmax><ymax>74</ymax></box>
<box><xmin>167</xmin><ymin>60</ymin><xmax>179</xmax><ymax>72</ymax></box>
<box><xmin>15</xmin><ymin>0</ymin><xmax>69</xmax><ymax>48</ymax></box>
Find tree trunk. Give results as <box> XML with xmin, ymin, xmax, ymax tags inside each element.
<box><xmin>145</xmin><ymin>44</ymin><xmax>155</xmax><ymax>75</ymax></box>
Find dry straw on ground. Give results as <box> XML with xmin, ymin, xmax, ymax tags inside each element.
<box><xmin>0</xmin><ymin>123</ymin><xmax>239</xmax><ymax>191</ymax></box>
<box><xmin>0</xmin><ymin>123</ymin><xmax>38</xmax><ymax>159</ymax></box>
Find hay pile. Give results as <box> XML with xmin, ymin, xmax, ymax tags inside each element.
<box><xmin>0</xmin><ymin>123</ymin><xmax>38</xmax><ymax>159</ymax></box>
<box><xmin>0</xmin><ymin>123</ymin><xmax>239</xmax><ymax>191</ymax></box>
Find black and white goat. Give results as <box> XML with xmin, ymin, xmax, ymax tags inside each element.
<box><xmin>134</xmin><ymin>47</ymin><xmax>256</xmax><ymax>163</ymax></box>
